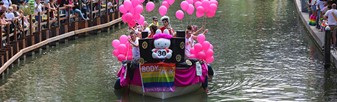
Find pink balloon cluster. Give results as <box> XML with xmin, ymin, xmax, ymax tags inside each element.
<box><xmin>189</xmin><ymin>34</ymin><xmax>214</xmax><ymax>63</ymax></box>
<box><xmin>111</xmin><ymin>35</ymin><xmax>133</xmax><ymax>62</ymax></box>
<box><xmin>178</xmin><ymin>0</ymin><xmax>218</xmax><ymax>19</ymax></box>
<box><xmin>158</xmin><ymin>0</ymin><xmax>175</xmax><ymax>16</ymax></box>
<box><xmin>119</xmin><ymin>0</ymin><xmax>146</xmax><ymax>27</ymax></box>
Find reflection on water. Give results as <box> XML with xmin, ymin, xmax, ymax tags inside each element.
<box><xmin>0</xmin><ymin>0</ymin><xmax>336</xmax><ymax>101</ymax></box>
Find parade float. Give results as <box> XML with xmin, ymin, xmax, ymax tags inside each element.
<box><xmin>111</xmin><ymin>0</ymin><xmax>218</xmax><ymax>99</ymax></box>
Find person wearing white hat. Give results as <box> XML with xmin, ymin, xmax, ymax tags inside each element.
<box><xmin>159</xmin><ymin>16</ymin><xmax>175</xmax><ymax>36</ymax></box>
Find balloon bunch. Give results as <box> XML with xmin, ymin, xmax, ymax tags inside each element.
<box><xmin>111</xmin><ymin>35</ymin><xmax>133</xmax><ymax>62</ymax></box>
<box><xmin>176</xmin><ymin>0</ymin><xmax>218</xmax><ymax>20</ymax></box>
<box><xmin>119</xmin><ymin>0</ymin><xmax>146</xmax><ymax>27</ymax></box>
<box><xmin>189</xmin><ymin>34</ymin><xmax>214</xmax><ymax>64</ymax></box>
<box><xmin>158</xmin><ymin>0</ymin><xmax>176</xmax><ymax>16</ymax></box>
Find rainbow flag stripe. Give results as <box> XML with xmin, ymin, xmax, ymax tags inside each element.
<box><xmin>140</xmin><ymin>63</ymin><xmax>176</xmax><ymax>92</ymax></box>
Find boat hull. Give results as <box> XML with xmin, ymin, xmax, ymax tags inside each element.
<box><xmin>129</xmin><ymin>83</ymin><xmax>202</xmax><ymax>99</ymax></box>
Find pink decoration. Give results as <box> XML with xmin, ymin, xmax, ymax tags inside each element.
<box><xmin>197</xmin><ymin>51</ymin><xmax>206</xmax><ymax>60</ymax></box>
<box><xmin>124</xmin><ymin>0</ymin><xmax>132</xmax><ymax>10</ymax></box>
<box><xmin>117</xmin><ymin>54</ymin><xmax>126</xmax><ymax>61</ymax></box>
<box><xmin>146</xmin><ymin>2</ymin><xmax>155</xmax><ymax>12</ymax></box>
<box><xmin>175</xmin><ymin>10</ymin><xmax>184</xmax><ymax>20</ymax></box>
<box><xmin>138</xmin><ymin>15</ymin><xmax>145</xmax><ymax>25</ymax></box>
<box><xmin>180</xmin><ymin>1</ymin><xmax>189</xmax><ymax>11</ymax></box>
<box><xmin>210</xmin><ymin>0</ymin><xmax>218</xmax><ymax>6</ymax></box>
<box><xmin>206</xmin><ymin>11</ymin><xmax>216</xmax><ymax>18</ymax></box>
<box><xmin>205</xmin><ymin>49</ymin><xmax>214</xmax><ymax>57</ymax></box>
<box><xmin>197</xmin><ymin>34</ymin><xmax>206</xmax><ymax>43</ymax></box>
<box><xmin>205</xmin><ymin>56</ymin><xmax>214</xmax><ymax>63</ymax></box>
<box><xmin>202</xmin><ymin>0</ymin><xmax>210</xmax><ymax>12</ymax></box>
<box><xmin>162</xmin><ymin>1</ymin><xmax>170</xmax><ymax>8</ymax></box>
<box><xmin>112</xmin><ymin>50</ymin><xmax>119</xmax><ymax>56</ymax></box>
<box><xmin>167</xmin><ymin>0</ymin><xmax>175</xmax><ymax>5</ymax></box>
<box><xmin>112</xmin><ymin>39</ymin><xmax>120</xmax><ymax>48</ymax></box>
<box><xmin>153</xmin><ymin>33</ymin><xmax>173</xmax><ymax>40</ymax></box>
<box><xmin>194</xmin><ymin>43</ymin><xmax>203</xmax><ymax>52</ymax></box>
<box><xmin>190</xmin><ymin>48</ymin><xmax>195</xmax><ymax>55</ymax></box>
<box><xmin>119</xmin><ymin>5</ymin><xmax>127</xmax><ymax>14</ymax></box>
<box><xmin>186</xmin><ymin>4</ymin><xmax>194</xmax><ymax>15</ymax></box>
<box><xmin>196</xmin><ymin>11</ymin><xmax>203</xmax><ymax>18</ymax></box>
<box><xmin>194</xmin><ymin>1</ymin><xmax>202</xmax><ymax>8</ymax></box>
<box><xmin>118</xmin><ymin>44</ymin><xmax>127</xmax><ymax>53</ymax></box>
<box><xmin>135</xmin><ymin>5</ymin><xmax>143</xmax><ymax>14</ymax></box>
<box><xmin>187</xmin><ymin>0</ymin><xmax>193</xmax><ymax>4</ymax></box>
<box><xmin>209</xmin><ymin>4</ymin><xmax>217</xmax><ymax>13</ymax></box>
<box><xmin>159</xmin><ymin>6</ymin><xmax>168</xmax><ymax>16</ymax></box>
<box><xmin>119</xmin><ymin>35</ymin><xmax>129</xmax><ymax>44</ymax></box>
<box><xmin>202</xmin><ymin>41</ymin><xmax>210</xmax><ymax>51</ymax></box>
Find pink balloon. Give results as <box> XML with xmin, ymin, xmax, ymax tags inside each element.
<box><xmin>139</xmin><ymin>0</ymin><xmax>145</xmax><ymax>3</ymax></box>
<box><xmin>112</xmin><ymin>50</ymin><xmax>119</xmax><ymax>56</ymax></box>
<box><xmin>202</xmin><ymin>41</ymin><xmax>210</xmax><ymax>51</ymax></box>
<box><xmin>187</xmin><ymin>4</ymin><xmax>194</xmax><ymax>15</ymax></box>
<box><xmin>187</xmin><ymin>0</ymin><xmax>193</xmax><ymax>4</ymax></box>
<box><xmin>133</xmin><ymin>13</ymin><xmax>141</xmax><ymax>21</ymax></box>
<box><xmin>122</xmin><ymin>15</ymin><xmax>127</xmax><ymax>22</ymax></box>
<box><xmin>124</xmin><ymin>13</ymin><xmax>133</xmax><ymax>22</ymax></box>
<box><xmin>197</xmin><ymin>51</ymin><xmax>206</xmax><ymax>60</ymax></box>
<box><xmin>180</xmin><ymin>1</ymin><xmax>189</xmax><ymax>11</ymax></box>
<box><xmin>124</xmin><ymin>0</ymin><xmax>132</xmax><ymax>10</ymax></box>
<box><xmin>210</xmin><ymin>44</ymin><xmax>213</xmax><ymax>49</ymax></box>
<box><xmin>119</xmin><ymin>5</ymin><xmax>127</xmax><ymax>14</ymax></box>
<box><xmin>159</xmin><ymin>6</ymin><xmax>168</xmax><ymax>16</ymax></box>
<box><xmin>194</xmin><ymin>43</ymin><xmax>203</xmax><ymax>52</ymax></box>
<box><xmin>196</xmin><ymin>11</ymin><xmax>203</xmax><ymax>18</ymax></box>
<box><xmin>175</xmin><ymin>10</ymin><xmax>184</xmax><ymax>20</ymax></box>
<box><xmin>196</xmin><ymin>6</ymin><xmax>204</xmax><ymax>13</ymax></box>
<box><xmin>189</xmin><ymin>54</ymin><xmax>196</xmax><ymax>58</ymax></box>
<box><xmin>131</xmin><ymin>0</ymin><xmax>139</xmax><ymax>7</ymax></box>
<box><xmin>209</xmin><ymin>4</ymin><xmax>217</xmax><ymax>12</ymax></box>
<box><xmin>135</xmin><ymin>5</ymin><xmax>143</xmax><ymax>14</ymax></box>
<box><xmin>146</xmin><ymin>2</ymin><xmax>155</xmax><ymax>12</ymax></box>
<box><xmin>210</xmin><ymin>0</ymin><xmax>218</xmax><ymax>6</ymax></box>
<box><xmin>190</xmin><ymin>47</ymin><xmax>195</xmax><ymax>55</ymax></box>
<box><xmin>119</xmin><ymin>35</ymin><xmax>128</xmax><ymax>44</ymax></box>
<box><xmin>128</xmin><ymin>21</ymin><xmax>136</xmax><ymax>28</ymax></box>
<box><xmin>205</xmin><ymin>56</ymin><xmax>214</xmax><ymax>63</ymax></box>
<box><xmin>112</xmin><ymin>39</ymin><xmax>120</xmax><ymax>48</ymax></box>
<box><xmin>126</xmin><ymin>55</ymin><xmax>133</xmax><ymax>60</ymax></box>
<box><xmin>202</xmin><ymin>0</ymin><xmax>210</xmax><ymax>11</ymax></box>
<box><xmin>138</xmin><ymin>15</ymin><xmax>145</xmax><ymax>25</ymax></box>
<box><xmin>197</xmin><ymin>34</ymin><xmax>206</xmax><ymax>43</ymax></box>
<box><xmin>118</xmin><ymin>44</ymin><xmax>127</xmax><ymax>53</ymax></box>
<box><xmin>167</xmin><ymin>0</ymin><xmax>175</xmax><ymax>5</ymax></box>
<box><xmin>194</xmin><ymin>1</ymin><xmax>202</xmax><ymax>8</ymax></box>
<box><xmin>162</xmin><ymin>1</ymin><xmax>170</xmax><ymax>8</ymax></box>
<box><xmin>205</xmin><ymin>49</ymin><xmax>214</xmax><ymax>57</ymax></box>
<box><xmin>117</xmin><ymin>54</ymin><xmax>126</xmax><ymax>61</ymax></box>
<box><xmin>206</xmin><ymin>11</ymin><xmax>216</xmax><ymax>18</ymax></box>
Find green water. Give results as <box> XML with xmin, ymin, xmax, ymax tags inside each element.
<box><xmin>1</xmin><ymin>0</ymin><xmax>336</xmax><ymax>101</ymax></box>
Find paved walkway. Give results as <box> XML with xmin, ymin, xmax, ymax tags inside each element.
<box><xmin>294</xmin><ymin>0</ymin><xmax>337</xmax><ymax>67</ymax></box>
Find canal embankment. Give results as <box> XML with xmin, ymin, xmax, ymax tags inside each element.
<box><xmin>294</xmin><ymin>0</ymin><xmax>337</xmax><ymax>68</ymax></box>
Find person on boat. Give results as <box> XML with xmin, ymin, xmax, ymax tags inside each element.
<box><xmin>160</xmin><ymin>16</ymin><xmax>175</xmax><ymax>36</ymax></box>
<box><xmin>128</xmin><ymin>30</ymin><xmax>140</xmax><ymax>61</ymax></box>
<box><xmin>148</xmin><ymin>16</ymin><xmax>158</xmax><ymax>28</ymax></box>
<box><xmin>185</xmin><ymin>25</ymin><xmax>208</xmax><ymax>58</ymax></box>
<box><xmin>147</xmin><ymin>25</ymin><xmax>157</xmax><ymax>38</ymax></box>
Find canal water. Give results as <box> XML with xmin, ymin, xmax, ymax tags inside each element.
<box><xmin>1</xmin><ymin>0</ymin><xmax>336</xmax><ymax>101</ymax></box>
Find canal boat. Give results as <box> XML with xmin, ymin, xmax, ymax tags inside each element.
<box><xmin>113</xmin><ymin>30</ymin><xmax>213</xmax><ymax>99</ymax></box>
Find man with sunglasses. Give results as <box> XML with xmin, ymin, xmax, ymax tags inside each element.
<box><xmin>148</xmin><ymin>16</ymin><xmax>159</xmax><ymax>28</ymax></box>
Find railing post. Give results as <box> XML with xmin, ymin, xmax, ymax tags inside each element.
<box><xmin>325</xmin><ymin>26</ymin><xmax>331</xmax><ymax>68</ymax></box>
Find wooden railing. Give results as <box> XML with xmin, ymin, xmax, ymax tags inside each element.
<box><xmin>0</xmin><ymin>1</ymin><xmax>123</xmax><ymax>76</ymax></box>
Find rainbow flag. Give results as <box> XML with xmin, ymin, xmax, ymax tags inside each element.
<box><xmin>140</xmin><ymin>63</ymin><xmax>176</xmax><ymax>92</ymax></box>
<box><xmin>309</xmin><ymin>14</ymin><xmax>316</xmax><ymax>26</ymax></box>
